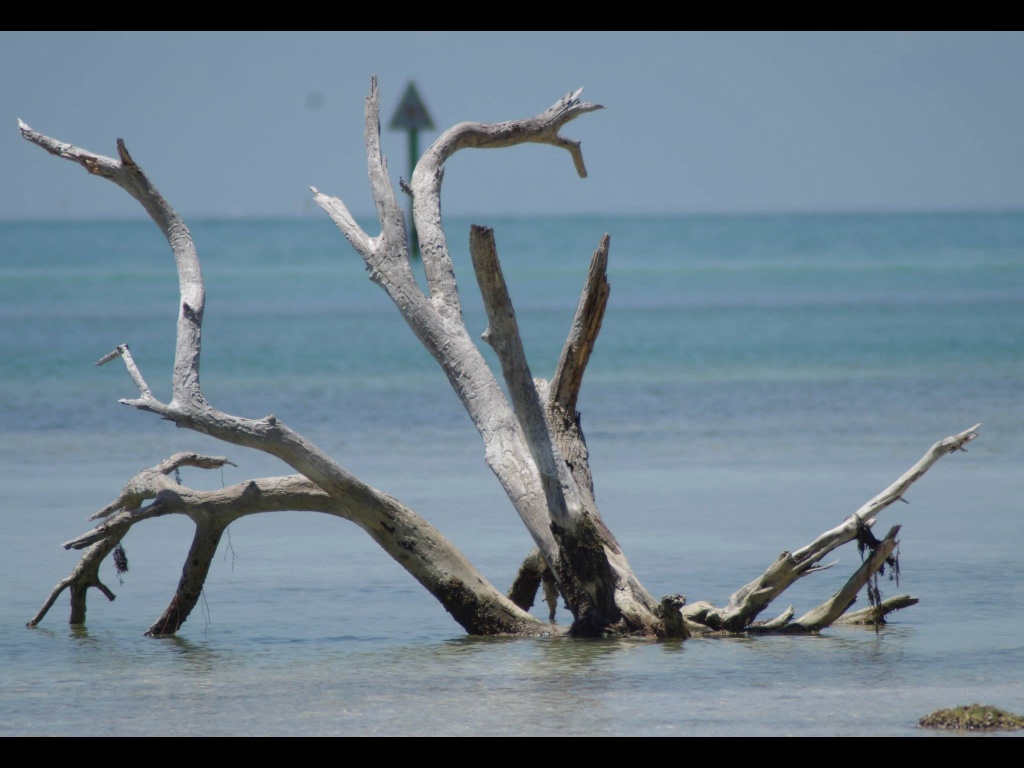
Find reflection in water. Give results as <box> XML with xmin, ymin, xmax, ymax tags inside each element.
<box><xmin>163</xmin><ymin>634</ymin><xmax>223</xmax><ymax>677</ymax></box>
<box><xmin>10</xmin><ymin>591</ymin><xmax>1011</xmax><ymax>735</ymax></box>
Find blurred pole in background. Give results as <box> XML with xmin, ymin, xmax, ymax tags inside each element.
<box><xmin>388</xmin><ymin>81</ymin><xmax>435</xmax><ymax>259</ymax></box>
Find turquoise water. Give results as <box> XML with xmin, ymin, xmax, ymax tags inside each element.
<box><xmin>1</xmin><ymin>212</ymin><xmax>1022</xmax><ymax>736</ymax></box>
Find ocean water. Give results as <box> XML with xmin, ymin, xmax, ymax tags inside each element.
<box><xmin>1</xmin><ymin>212</ymin><xmax>1022</xmax><ymax>736</ymax></box>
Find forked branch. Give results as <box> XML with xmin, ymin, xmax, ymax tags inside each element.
<box><xmin>20</xmin><ymin>117</ymin><xmax>553</xmax><ymax>637</ymax></box>
<box><xmin>684</xmin><ymin>424</ymin><xmax>980</xmax><ymax>632</ymax></box>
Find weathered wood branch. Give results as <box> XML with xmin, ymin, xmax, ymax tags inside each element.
<box><xmin>69</xmin><ymin>473</ymin><xmax>331</xmax><ymax>551</ymax></box>
<box><xmin>781</xmin><ymin>525</ymin><xmax>901</xmax><ymax>633</ymax></box>
<box><xmin>793</xmin><ymin>423</ymin><xmax>980</xmax><ymax>564</ymax></box>
<box><xmin>146</xmin><ymin>519</ymin><xmax>227</xmax><ymax>637</ymax></box>
<box><xmin>549</xmin><ymin>234</ymin><xmax>612</xmax><ymax>418</ymax></box>
<box><xmin>543</xmin><ymin>235</ymin><xmax>612</xmax><ymax>518</ymax></box>
<box><xmin>470</xmin><ymin>224</ymin><xmax>580</xmax><ymax>531</ymax></box>
<box><xmin>311</xmin><ymin>77</ymin><xmax>423</xmax><ymax>318</ymax></box>
<box><xmin>89</xmin><ymin>451</ymin><xmax>235</xmax><ymax>521</ymax></box>
<box><xmin>27</xmin><ymin>539</ymin><xmax>120</xmax><ymax>629</ymax></box>
<box><xmin>314</xmin><ymin>82</ymin><xmax>664</xmax><ymax>636</ymax></box>
<box><xmin>751</xmin><ymin>605</ymin><xmax>795</xmax><ymax>631</ymax></box>
<box><xmin>36</xmin><ymin>454</ymin><xmax>550</xmax><ymax>636</ymax></box>
<box><xmin>686</xmin><ymin>425</ymin><xmax>979</xmax><ymax>632</ymax></box>
<box><xmin>316</xmin><ymin>83</ymin><xmax>614</xmax><ymax>610</ymax></box>
<box><xmin>33</xmin><ymin>457</ymin><xmax>327</xmax><ymax>629</ymax></box>
<box><xmin>411</xmin><ymin>86</ymin><xmax>602</xmax><ymax>325</ymax></box>
<box><xmin>29</xmin><ymin>454</ymin><xmax>242</xmax><ymax>629</ymax></box>
<box><xmin>18</xmin><ymin>120</ymin><xmax>205</xmax><ymax>406</ymax></box>
<box><xmin>834</xmin><ymin>595</ymin><xmax>919</xmax><ymax>625</ymax></box>
<box><xmin>21</xmin><ymin>120</ymin><xmax>552</xmax><ymax>638</ymax></box>
<box><xmin>469</xmin><ymin>224</ymin><xmax>658</xmax><ymax>634</ymax></box>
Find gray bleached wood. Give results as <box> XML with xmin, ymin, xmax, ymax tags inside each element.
<box><xmin>19</xmin><ymin>118</ymin><xmax>548</xmax><ymax>638</ymax></box>
<box><xmin>21</xmin><ymin>80</ymin><xmax>979</xmax><ymax>640</ymax></box>
<box><xmin>684</xmin><ymin>424</ymin><xmax>980</xmax><ymax>632</ymax></box>
<box><xmin>314</xmin><ymin>78</ymin><xmax>660</xmax><ymax>635</ymax></box>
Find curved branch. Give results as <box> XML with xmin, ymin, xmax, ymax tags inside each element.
<box><xmin>410</xmin><ymin>87</ymin><xmax>602</xmax><ymax>324</ymax></box>
<box><xmin>425</xmin><ymin>87</ymin><xmax>601</xmax><ymax>169</ymax></box>
<box><xmin>19</xmin><ymin>120</ymin><xmax>204</xmax><ymax>406</ymax></box>
<box><xmin>507</xmin><ymin>548</ymin><xmax>560</xmax><ymax>621</ymax></box>
<box><xmin>38</xmin><ymin>453</ymin><xmax>550</xmax><ymax>636</ymax></box>
<box><xmin>89</xmin><ymin>451</ymin><xmax>235</xmax><ymax>521</ymax></box>
<box><xmin>22</xmin><ymin>120</ymin><xmax>552</xmax><ymax>638</ymax></box>
<box><xmin>146</xmin><ymin>520</ymin><xmax>226</xmax><ymax>637</ymax></box>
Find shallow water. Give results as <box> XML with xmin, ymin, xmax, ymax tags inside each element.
<box><xmin>1</xmin><ymin>213</ymin><xmax>1022</xmax><ymax>736</ymax></box>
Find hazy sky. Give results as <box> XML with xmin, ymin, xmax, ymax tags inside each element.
<box><xmin>4</xmin><ymin>31</ymin><xmax>1023</xmax><ymax>220</ymax></box>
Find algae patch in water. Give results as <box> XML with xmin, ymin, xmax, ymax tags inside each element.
<box><xmin>919</xmin><ymin>704</ymin><xmax>1024</xmax><ymax>731</ymax></box>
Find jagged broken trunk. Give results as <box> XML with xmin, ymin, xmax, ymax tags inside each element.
<box><xmin>21</xmin><ymin>79</ymin><xmax>979</xmax><ymax>639</ymax></box>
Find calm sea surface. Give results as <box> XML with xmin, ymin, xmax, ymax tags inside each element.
<box><xmin>1</xmin><ymin>212</ymin><xmax>1022</xmax><ymax>736</ymax></box>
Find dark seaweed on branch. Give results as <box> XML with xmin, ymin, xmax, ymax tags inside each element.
<box><xmin>856</xmin><ymin>518</ymin><xmax>901</xmax><ymax>614</ymax></box>
<box><xmin>112</xmin><ymin>544</ymin><xmax>129</xmax><ymax>585</ymax></box>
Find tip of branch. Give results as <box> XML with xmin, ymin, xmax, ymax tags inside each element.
<box><xmin>564</xmin><ymin>87</ymin><xmax>604</xmax><ymax>111</ymax></box>
<box><xmin>96</xmin><ymin>347</ymin><xmax>123</xmax><ymax>366</ymax></box>
<box><xmin>946</xmin><ymin>423</ymin><xmax>981</xmax><ymax>452</ymax></box>
<box><xmin>116</xmin><ymin>138</ymin><xmax>135</xmax><ymax>168</ymax></box>
<box><xmin>17</xmin><ymin>118</ymin><xmax>28</xmax><ymax>130</ymax></box>
<box><xmin>309</xmin><ymin>186</ymin><xmax>319</xmax><ymax>195</ymax></box>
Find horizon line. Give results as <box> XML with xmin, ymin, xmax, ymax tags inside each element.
<box><xmin>3</xmin><ymin>206</ymin><xmax>1023</xmax><ymax>225</ymax></box>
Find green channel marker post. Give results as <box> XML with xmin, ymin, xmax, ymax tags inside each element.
<box><xmin>388</xmin><ymin>81</ymin><xmax>435</xmax><ymax>259</ymax></box>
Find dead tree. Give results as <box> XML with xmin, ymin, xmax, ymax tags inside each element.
<box><xmin>20</xmin><ymin>78</ymin><xmax>979</xmax><ymax>639</ymax></box>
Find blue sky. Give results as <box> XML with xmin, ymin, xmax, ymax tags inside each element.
<box><xmin>4</xmin><ymin>31</ymin><xmax>1023</xmax><ymax>220</ymax></box>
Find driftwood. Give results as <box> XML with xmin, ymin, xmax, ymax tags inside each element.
<box><xmin>20</xmin><ymin>78</ymin><xmax>979</xmax><ymax>639</ymax></box>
